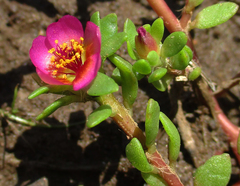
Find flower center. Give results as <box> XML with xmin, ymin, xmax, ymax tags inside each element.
<box><xmin>48</xmin><ymin>37</ymin><xmax>85</xmax><ymax>84</ymax></box>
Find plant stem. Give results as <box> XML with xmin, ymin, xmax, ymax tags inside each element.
<box><xmin>95</xmin><ymin>94</ymin><xmax>184</xmax><ymax>185</ymax></box>
<box><xmin>146</xmin><ymin>0</ymin><xmax>182</xmax><ymax>32</ymax></box>
<box><xmin>95</xmin><ymin>94</ymin><xmax>146</xmax><ymax>146</ymax></box>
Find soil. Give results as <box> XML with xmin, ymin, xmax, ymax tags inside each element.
<box><xmin>0</xmin><ymin>0</ymin><xmax>240</xmax><ymax>186</ymax></box>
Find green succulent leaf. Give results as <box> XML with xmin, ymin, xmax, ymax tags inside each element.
<box><xmin>90</xmin><ymin>11</ymin><xmax>100</xmax><ymax>27</ymax></box>
<box><xmin>133</xmin><ymin>69</ymin><xmax>145</xmax><ymax>80</ymax></box>
<box><xmin>194</xmin><ymin>153</ymin><xmax>231</xmax><ymax>186</ymax></box>
<box><xmin>152</xmin><ymin>74</ymin><xmax>173</xmax><ymax>92</ymax></box>
<box><xmin>148</xmin><ymin>68</ymin><xmax>167</xmax><ymax>83</ymax></box>
<box><xmin>161</xmin><ymin>32</ymin><xmax>188</xmax><ymax>57</ymax></box>
<box><xmin>111</xmin><ymin>68</ymin><xmax>122</xmax><ymax>85</ymax></box>
<box><xmin>133</xmin><ymin>59</ymin><xmax>152</xmax><ymax>75</ymax></box>
<box><xmin>86</xmin><ymin>105</ymin><xmax>112</xmax><ymax>128</ymax></box>
<box><xmin>145</xmin><ymin>99</ymin><xmax>160</xmax><ymax>148</ymax></box>
<box><xmin>126</xmin><ymin>138</ymin><xmax>154</xmax><ymax>173</ymax></box>
<box><xmin>108</xmin><ymin>54</ymin><xmax>138</xmax><ymax>110</ymax></box>
<box><xmin>141</xmin><ymin>172</ymin><xmax>167</xmax><ymax>186</ymax></box>
<box><xmin>147</xmin><ymin>51</ymin><xmax>161</xmax><ymax>67</ymax></box>
<box><xmin>28</xmin><ymin>85</ymin><xmax>73</xmax><ymax>99</ymax></box>
<box><xmin>191</xmin><ymin>2</ymin><xmax>239</xmax><ymax>29</ymax></box>
<box><xmin>36</xmin><ymin>95</ymin><xmax>80</xmax><ymax>120</ymax></box>
<box><xmin>188</xmin><ymin>0</ymin><xmax>204</xmax><ymax>8</ymax></box>
<box><xmin>124</xmin><ymin>19</ymin><xmax>138</xmax><ymax>60</ymax></box>
<box><xmin>188</xmin><ymin>67</ymin><xmax>202</xmax><ymax>81</ymax></box>
<box><xmin>159</xmin><ymin>112</ymin><xmax>181</xmax><ymax>162</ymax></box>
<box><xmin>87</xmin><ymin>72</ymin><xmax>119</xmax><ymax>96</ymax></box>
<box><xmin>169</xmin><ymin>47</ymin><xmax>191</xmax><ymax>70</ymax></box>
<box><xmin>150</xmin><ymin>18</ymin><xmax>164</xmax><ymax>44</ymax></box>
<box><xmin>101</xmin><ymin>32</ymin><xmax>127</xmax><ymax>60</ymax></box>
<box><xmin>100</xmin><ymin>13</ymin><xmax>118</xmax><ymax>43</ymax></box>
<box><xmin>143</xmin><ymin>24</ymin><xmax>151</xmax><ymax>33</ymax></box>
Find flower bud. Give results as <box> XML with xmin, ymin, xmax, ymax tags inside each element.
<box><xmin>135</xmin><ymin>27</ymin><xmax>160</xmax><ymax>59</ymax></box>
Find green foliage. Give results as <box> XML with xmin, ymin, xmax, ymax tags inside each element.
<box><xmin>148</xmin><ymin>68</ymin><xmax>167</xmax><ymax>84</ymax></box>
<box><xmin>152</xmin><ymin>74</ymin><xmax>173</xmax><ymax>92</ymax></box>
<box><xmin>86</xmin><ymin>105</ymin><xmax>112</xmax><ymax>128</ymax></box>
<box><xmin>147</xmin><ymin>51</ymin><xmax>161</xmax><ymax>67</ymax></box>
<box><xmin>141</xmin><ymin>172</ymin><xmax>167</xmax><ymax>186</ymax></box>
<box><xmin>188</xmin><ymin>0</ymin><xmax>204</xmax><ymax>8</ymax></box>
<box><xmin>111</xmin><ymin>68</ymin><xmax>122</xmax><ymax>85</ymax></box>
<box><xmin>90</xmin><ymin>11</ymin><xmax>100</xmax><ymax>27</ymax></box>
<box><xmin>159</xmin><ymin>112</ymin><xmax>180</xmax><ymax>163</ymax></box>
<box><xmin>191</xmin><ymin>2</ymin><xmax>239</xmax><ymax>29</ymax></box>
<box><xmin>101</xmin><ymin>32</ymin><xmax>127</xmax><ymax>60</ymax></box>
<box><xmin>169</xmin><ymin>46</ymin><xmax>191</xmax><ymax>70</ymax></box>
<box><xmin>161</xmin><ymin>32</ymin><xmax>188</xmax><ymax>57</ymax></box>
<box><xmin>108</xmin><ymin>54</ymin><xmax>138</xmax><ymax>110</ymax></box>
<box><xmin>188</xmin><ymin>67</ymin><xmax>202</xmax><ymax>80</ymax></box>
<box><xmin>126</xmin><ymin>138</ymin><xmax>154</xmax><ymax>173</ymax></box>
<box><xmin>194</xmin><ymin>154</ymin><xmax>231</xmax><ymax>186</ymax></box>
<box><xmin>124</xmin><ymin>19</ymin><xmax>138</xmax><ymax>60</ymax></box>
<box><xmin>145</xmin><ymin>99</ymin><xmax>160</xmax><ymax>148</ymax></box>
<box><xmin>28</xmin><ymin>85</ymin><xmax>73</xmax><ymax>99</ymax></box>
<box><xmin>150</xmin><ymin>18</ymin><xmax>164</xmax><ymax>44</ymax></box>
<box><xmin>133</xmin><ymin>59</ymin><xmax>152</xmax><ymax>75</ymax></box>
<box><xmin>98</xmin><ymin>13</ymin><xmax>127</xmax><ymax>60</ymax></box>
<box><xmin>36</xmin><ymin>95</ymin><xmax>80</xmax><ymax>120</ymax></box>
<box><xmin>87</xmin><ymin>72</ymin><xmax>119</xmax><ymax>96</ymax></box>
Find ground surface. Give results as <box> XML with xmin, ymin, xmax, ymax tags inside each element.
<box><xmin>0</xmin><ymin>0</ymin><xmax>240</xmax><ymax>185</ymax></box>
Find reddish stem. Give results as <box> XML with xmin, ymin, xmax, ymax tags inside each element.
<box><xmin>147</xmin><ymin>151</ymin><xmax>184</xmax><ymax>186</ymax></box>
<box><xmin>213</xmin><ymin>96</ymin><xmax>240</xmax><ymax>163</ymax></box>
<box><xmin>146</xmin><ymin>0</ymin><xmax>183</xmax><ymax>32</ymax></box>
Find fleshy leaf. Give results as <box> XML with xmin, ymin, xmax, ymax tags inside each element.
<box><xmin>86</xmin><ymin>105</ymin><xmax>112</xmax><ymax>128</ymax></box>
<box><xmin>150</xmin><ymin>18</ymin><xmax>164</xmax><ymax>44</ymax></box>
<box><xmin>188</xmin><ymin>67</ymin><xmax>202</xmax><ymax>81</ymax></box>
<box><xmin>124</xmin><ymin>19</ymin><xmax>138</xmax><ymax>60</ymax></box>
<box><xmin>28</xmin><ymin>85</ymin><xmax>73</xmax><ymax>99</ymax></box>
<box><xmin>152</xmin><ymin>74</ymin><xmax>173</xmax><ymax>92</ymax></box>
<box><xmin>133</xmin><ymin>69</ymin><xmax>145</xmax><ymax>80</ymax></box>
<box><xmin>90</xmin><ymin>11</ymin><xmax>100</xmax><ymax>27</ymax></box>
<box><xmin>126</xmin><ymin>138</ymin><xmax>154</xmax><ymax>173</ymax></box>
<box><xmin>147</xmin><ymin>51</ymin><xmax>161</xmax><ymax>67</ymax></box>
<box><xmin>169</xmin><ymin>47</ymin><xmax>191</xmax><ymax>70</ymax></box>
<box><xmin>100</xmin><ymin>13</ymin><xmax>118</xmax><ymax>43</ymax></box>
<box><xmin>143</xmin><ymin>24</ymin><xmax>151</xmax><ymax>33</ymax></box>
<box><xmin>191</xmin><ymin>2</ymin><xmax>239</xmax><ymax>29</ymax></box>
<box><xmin>36</xmin><ymin>95</ymin><xmax>80</xmax><ymax>120</ymax></box>
<box><xmin>145</xmin><ymin>99</ymin><xmax>160</xmax><ymax>148</ymax></box>
<box><xmin>133</xmin><ymin>59</ymin><xmax>152</xmax><ymax>75</ymax></box>
<box><xmin>141</xmin><ymin>172</ymin><xmax>167</xmax><ymax>186</ymax></box>
<box><xmin>101</xmin><ymin>32</ymin><xmax>127</xmax><ymax>60</ymax></box>
<box><xmin>194</xmin><ymin>153</ymin><xmax>231</xmax><ymax>186</ymax></box>
<box><xmin>108</xmin><ymin>54</ymin><xmax>138</xmax><ymax>110</ymax></box>
<box><xmin>111</xmin><ymin>68</ymin><xmax>122</xmax><ymax>85</ymax></box>
<box><xmin>148</xmin><ymin>68</ymin><xmax>167</xmax><ymax>83</ymax></box>
<box><xmin>159</xmin><ymin>112</ymin><xmax>181</xmax><ymax>163</ymax></box>
<box><xmin>87</xmin><ymin>72</ymin><xmax>119</xmax><ymax>96</ymax></box>
<box><xmin>186</xmin><ymin>0</ymin><xmax>204</xmax><ymax>12</ymax></box>
<box><xmin>161</xmin><ymin>32</ymin><xmax>188</xmax><ymax>57</ymax></box>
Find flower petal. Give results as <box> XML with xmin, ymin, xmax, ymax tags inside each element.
<box><xmin>84</xmin><ymin>21</ymin><xmax>101</xmax><ymax>55</ymax></box>
<box><xmin>36</xmin><ymin>68</ymin><xmax>65</xmax><ymax>85</ymax></box>
<box><xmin>46</xmin><ymin>15</ymin><xmax>84</xmax><ymax>46</ymax></box>
<box><xmin>29</xmin><ymin>36</ymin><xmax>52</xmax><ymax>74</ymax></box>
<box><xmin>72</xmin><ymin>53</ymin><xmax>101</xmax><ymax>91</ymax></box>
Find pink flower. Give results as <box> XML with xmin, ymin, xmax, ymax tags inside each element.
<box><xmin>135</xmin><ymin>27</ymin><xmax>159</xmax><ymax>59</ymax></box>
<box><xmin>30</xmin><ymin>15</ymin><xmax>101</xmax><ymax>91</ymax></box>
